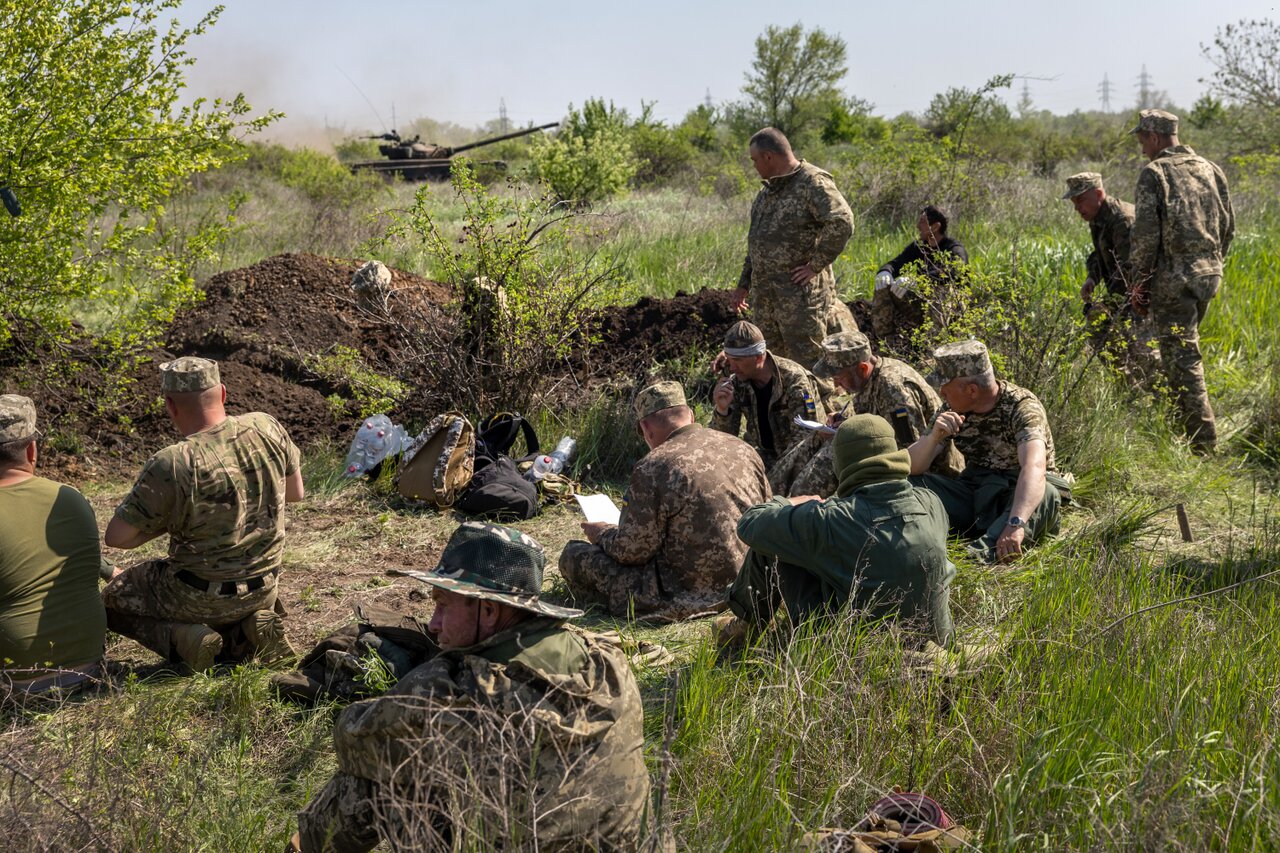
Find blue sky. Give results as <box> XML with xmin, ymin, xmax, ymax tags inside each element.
<box><xmin>177</xmin><ymin>1</ymin><xmax>1280</xmax><ymax>145</ymax></box>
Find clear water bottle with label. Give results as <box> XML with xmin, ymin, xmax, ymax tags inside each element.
<box><xmin>528</xmin><ymin>436</ymin><xmax>576</xmax><ymax>480</ymax></box>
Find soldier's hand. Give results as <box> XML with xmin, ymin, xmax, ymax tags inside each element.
<box><xmin>711</xmin><ymin>351</ymin><xmax>729</xmax><ymax>376</ymax></box>
<box><xmin>932</xmin><ymin>411</ymin><xmax>965</xmax><ymax>441</ymax></box>
<box><xmin>996</xmin><ymin>525</ymin><xmax>1026</xmax><ymax>562</ymax></box>
<box><xmin>889</xmin><ymin>277</ymin><xmax>912</xmax><ymax>298</ymax></box>
<box><xmin>1080</xmin><ymin>278</ymin><xmax>1096</xmax><ymax>302</ymax></box>
<box><xmin>790</xmin><ymin>263</ymin><xmax>817</xmax><ymax>285</ymax></box>
<box><xmin>788</xmin><ymin>494</ymin><xmax>823</xmax><ymax>506</ymax></box>
<box><xmin>730</xmin><ymin>287</ymin><xmax>750</xmax><ymax>313</ymax></box>
<box><xmin>875</xmin><ymin>271</ymin><xmax>893</xmax><ymax>291</ymax></box>
<box><xmin>581</xmin><ymin>521</ymin><xmax>612</xmax><ymax>544</ymax></box>
<box><xmin>713</xmin><ymin>377</ymin><xmax>735</xmax><ymax>416</ymax></box>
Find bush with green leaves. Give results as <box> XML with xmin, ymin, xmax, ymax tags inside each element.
<box><xmin>0</xmin><ymin>0</ymin><xmax>275</xmax><ymax>351</ymax></box>
<box><xmin>530</xmin><ymin>99</ymin><xmax>639</xmax><ymax>203</ymax></box>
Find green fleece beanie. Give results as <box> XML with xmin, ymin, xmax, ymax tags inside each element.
<box><xmin>833</xmin><ymin>414</ymin><xmax>911</xmax><ymax>497</ymax></box>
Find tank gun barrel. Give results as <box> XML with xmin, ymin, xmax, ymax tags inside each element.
<box><xmin>447</xmin><ymin>121</ymin><xmax>560</xmax><ymax>156</ymax></box>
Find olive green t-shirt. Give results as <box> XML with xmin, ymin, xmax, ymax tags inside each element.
<box><xmin>113</xmin><ymin>412</ymin><xmax>301</xmax><ymax>581</ymax></box>
<box><xmin>0</xmin><ymin>476</ymin><xmax>107</xmax><ymax>670</ymax></box>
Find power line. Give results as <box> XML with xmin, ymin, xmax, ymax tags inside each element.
<box><xmin>704</xmin><ymin>87</ymin><xmax>713</xmax><ymax>110</ymax></box>
<box><xmin>499</xmin><ymin>97</ymin><xmax>509</xmax><ymax>133</ymax></box>
<box><xmin>1136</xmin><ymin>65</ymin><xmax>1154</xmax><ymax>110</ymax></box>
<box><xmin>1098</xmin><ymin>73</ymin><xmax>1112</xmax><ymax>112</ymax></box>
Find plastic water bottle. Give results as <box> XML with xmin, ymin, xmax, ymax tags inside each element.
<box><xmin>529</xmin><ymin>436</ymin><xmax>576</xmax><ymax>480</ymax></box>
<box><xmin>344</xmin><ymin>415</ymin><xmax>408</xmax><ymax>477</ymax></box>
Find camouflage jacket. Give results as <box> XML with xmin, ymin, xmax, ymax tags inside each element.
<box><xmin>857</xmin><ymin>357</ymin><xmax>964</xmax><ymax>477</ymax></box>
<box><xmin>1086</xmin><ymin>196</ymin><xmax>1136</xmax><ymax>296</ymax></box>
<box><xmin>332</xmin><ymin>620</ymin><xmax>649</xmax><ymax>848</ymax></box>
<box><xmin>935</xmin><ymin>381</ymin><xmax>1057</xmax><ymax>474</ymax></box>
<box><xmin>710</xmin><ymin>352</ymin><xmax>826</xmax><ymax>466</ymax></box>
<box><xmin>737</xmin><ymin>160</ymin><xmax>854</xmax><ymax>296</ymax></box>
<box><xmin>113</xmin><ymin>412</ymin><xmax>300</xmax><ymax>581</ymax></box>
<box><xmin>598</xmin><ymin>424</ymin><xmax>770</xmax><ymax>602</ymax></box>
<box><xmin>1131</xmin><ymin>145</ymin><xmax>1234</xmax><ymax>288</ymax></box>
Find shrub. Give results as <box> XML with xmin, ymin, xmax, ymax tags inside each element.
<box><xmin>530</xmin><ymin>99</ymin><xmax>639</xmax><ymax>203</ymax></box>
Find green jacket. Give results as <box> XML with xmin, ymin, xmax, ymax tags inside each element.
<box><xmin>736</xmin><ymin>480</ymin><xmax>949</xmax><ymax>596</ymax></box>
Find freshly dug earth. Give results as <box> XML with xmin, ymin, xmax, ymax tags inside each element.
<box><xmin>0</xmin><ymin>251</ymin><xmax>877</xmax><ymax>480</ymax></box>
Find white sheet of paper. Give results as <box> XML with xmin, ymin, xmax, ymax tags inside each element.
<box><xmin>793</xmin><ymin>415</ymin><xmax>837</xmax><ymax>435</ymax></box>
<box><xmin>575</xmin><ymin>493</ymin><xmax>621</xmax><ymax>525</ymax></box>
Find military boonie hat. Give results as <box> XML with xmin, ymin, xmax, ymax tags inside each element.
<box><xmin>927</xmin><ymin>340</ymin><xmax>993</xmax><ymax>387</ymax></box>
<box><xmin>723</xmin><ymin>321</ymin><xmax>767</xmax><ymax>357</ymax></box>
<box><xmin>1129</xmin><ymin>109</ymin><xmax>1178</xmax><ymax>136</ymax></box>
<box><xmin>812</xmin><ymin>330</ymin><xmax>873</xmax><ymax>378</ymax></box>
<box><xmin>0</xmin><ymin>394</ymin><xmax>38</xmax><ymax>444</ymax></box>
<box><xmin>634</xmin><ymin>380</ymin><xmax>686</xmax><ymax>420</ymax></box>
<box><xmin>160</xmin><ymin>356</ymin><xmax>221</xmax><ymax>393</ymax></box>
<box><xmin>392</xmin><ymin>521</ymin><xmax>582</xmax><ymax>619</ymax></box>
<box><xmin>1061</xmin><ymin>172</ymin><xmax>1104</xmax><ymax>200</ymax></box>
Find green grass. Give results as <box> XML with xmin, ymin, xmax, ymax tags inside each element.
<box><xmin>6</xmin><ymin>155</ymin><xmax>1280</xmax><ymax>850</ymax></box>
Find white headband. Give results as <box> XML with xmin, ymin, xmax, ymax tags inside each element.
<box><xmin>724</xmin><ymin>341</ymin><xmax>767</xmax><ymax>358</ymax></box>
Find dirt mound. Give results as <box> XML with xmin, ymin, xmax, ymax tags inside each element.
<box><xmin>586</xmin><ymin>288</ymin><xmax>740</xmax><ymax>372</ymax></box>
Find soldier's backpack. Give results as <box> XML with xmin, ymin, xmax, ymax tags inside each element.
<box><xmin>455</xmin><ymin>411</ymin><xmax>541</xmax><ymax>520</ymax></box>
<box><xmin>396</xmin><ymin>412</ymin><xmax>475</xmax><ymax>507</ymax></box>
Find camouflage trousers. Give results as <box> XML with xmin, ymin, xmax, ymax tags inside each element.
<box><xmin>870</xmin><ymin>287</ymin><xmax>927</xmax><ymax>341</ymax></box>
<box><xmin>727</xmin><ymin>549</ymin><xmax>956</xmax><ymax>648</ymax></box>
<box><xmin>1151</xmin><ymin>275</ymin><xmax>1219</xmax><ymax>452</ymax></box>
<box><xmin>298</xmin><ymin>773</ymin><xmax>385</xmax><ymax>853</ymax></box>
<box><xmin>911</xmin><ymin>467</ymin><xmax>1060</xmax><ymax>562</ymax></box>
<box><xmin>101</xmin><ymin>558</ymin><xmax>279</xmax><ymax>663</ymax></box>
<box><xmin>1084</xmin><ymin>297</ymin><xmax>1162</xmax><ymax>388</ymax></box>
<box><xmin>769</xmin><ymin>433</ymin><xmax>837</xmax><ymax>498</ymax></box>
<box><xmin>753</xmin><ymin>277</ymin><xmax>857</xmax><ymax>371</ymax></box>
<box><xmin>558</xmin><ymin>542</ymin><xmax>727</xmax><ymax>622</ymax></box>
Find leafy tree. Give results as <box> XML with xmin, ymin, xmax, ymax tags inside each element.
<box><xmin>1189</xmin><ymin>95</ymin><xmax>1227</xmax><ymax>129</ymax></box>
<box><xmin>0</xmin><ymin>0</ymin><xmax>275</xmax><ymax>348</ymax></box>
<box><xmin>741</xmin><ymin>23</ymin><xmax>848</xmax><ymax>138</ymax></box>
<box><xmin>820</xmin><ymin>96</ymin><xmax>888</xmax><ymax>145</ymax></box>
<box><xmin>1201</xmin><ymin>18</ymin><xmax>1280</xmax><ymax>109</ymax></box>
<box><xmin>923</xmin><ymin>77</ymin><xmax>1014</xmax><ymax>141</ymax></box>
<box><xmin>530</xmin><ymin>99</ymin><xmax>639</xmax><ymax>202</ymax></box>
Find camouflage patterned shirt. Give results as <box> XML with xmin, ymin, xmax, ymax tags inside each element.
<box><xmin>935</xmin><ymin>381</ymin><xmax>1056</xmax><ymax>474</ymax></box>
<box><xmin>113</xmin><ymin>412</ymin><xmax>301</xmax><ymax>581</ymax></box>
<box><xmin>598</xmin><ymin>424</ymin><xmax>770</xmax><ymax>599</ymax></box>
<box><xmin>857</xmin><ymin>357</ymin><xmax>964</xmax><ymax>477</ymax></box>
<box><xmin>710</xmin><ymin>352</ymin><xmax>826</xmax><ymax>466</ymax></box>
<box><xmin>1086</xmin><ymin>195</ymin><xmax>1136</xmax><ymax>296</ymax></box>
<box><xmin>332</xmin><ymin>620</ymin><xmax>650</xmax><ymax>847</ymax></box>
<box><xmin>1131</xmin><ymin>145</ymin><xmax>1234</xmax><ymax>288</ymax></box>
<box><xmin>737</xmin><ymin>160</ymin><xmax>853</xmax><ymax>295</ymax></box>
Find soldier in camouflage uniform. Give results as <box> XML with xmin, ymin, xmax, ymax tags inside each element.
<box><xmin>1063</xmin><ymin>171</ymin><xmax>1160</xmax><ymax>384</ymax></box>
<box><xmin>102</xmin><ymin>357</ymin><xmax>304</xmax><ymax>671</ymax></box>
<box><xmin>723</xmin><ymin>415</ymin><xmax>955</xmax><ymax>649</ymax></box>
<box><xmin>730</xmin><ymin>127</ymin><xmax>859</xmax><ymax>371</ymax></box>
<box><xmin>1129</xmin><ymin>109</ymin><xmax>1234</xmax><ymax>453</ymax></box>
<box><xmin>709</xmin><ymin>321</ymin><xmax>826</xmax><ymax>476</ymax></box>
<box><xmin>293</xmin><ymin>522</ymin><xmax>650</xmax><ymax>852</ymax></box>
<box><xmin>907</xmin><ymin>341</ymin><xmax>1062</xmax><ymax>563</ymax></box>
<box><xmin>559</xmin><ymin>381</ymin><xmax>771</xmax><ymax>621</ymax></box>
<box><xmin>772</xmin><ymin>331</ymin><xmax>964</xmax><ymax>497</ymax></box>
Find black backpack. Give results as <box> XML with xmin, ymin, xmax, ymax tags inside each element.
<box><xmin>455</xmin><ymin>413</ymin><xmax>541</xmax><ymax>520</ymax></box>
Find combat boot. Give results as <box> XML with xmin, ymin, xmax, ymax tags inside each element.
<box><xmin>172</xmin><ymin>623</ymin><xmax>223</xmax><ymax>672</ymax></box>
<box><xmin>242</xmin><ymin>610</ymin><xmax>298</xmax><ymax>665</ymax></box>
<box><xmin>712</xmin><ymin>612</ymin><xmax>753</xmax><ymax>657</ymax></box>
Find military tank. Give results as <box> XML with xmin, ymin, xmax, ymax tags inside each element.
<box><xmin>349</xmin><ymin>122</ymin><xmax>559</xmax><ymax>180</ymax></box>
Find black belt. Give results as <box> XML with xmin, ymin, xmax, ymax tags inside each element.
<box><xmin>174</xmin><ymin>569</ymin><xmax>271</xmax><ymax>596</ymax></box>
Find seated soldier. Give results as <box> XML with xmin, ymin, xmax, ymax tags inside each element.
<box><xmin>102</xmin><ymin>357</ymin><xmax>304</xmax><ymax>671</ymax></box>
<box><xmin>773</xmin><ymin>330</ymin><xmax>965</xmax><ymax>497</ymax></box>
<box><xmin>721</xmin><ymin>415</ymin><xmax>954</xmax><ymax>649</ymax></box>
<box><xmin>291</xmin><ymin>522</ymin><xmax>650</xmax><ymax>852</ymax></box>
<box><xmin>559</xmin><ymin>381</ymin><xmax>771</xmax><ymax>621</ymax></box>
<box><xmin>908</xmin><ymin>340</ymin><xmax>1062</xmax><ymax>563</ymax></box>
<box><xmin>871</xmin><ymin>205</ymin><xmax>969</xmax><ymax>342</ymax></box>
<box><xmin>709</xmin><ymin>320</ymin><xmax>827</xmax><ymax>486</ymax></box>
<box><xmin>0</xmin><ymin>395</ymin><xmax>107</xmax><ymax>696</ymax></box>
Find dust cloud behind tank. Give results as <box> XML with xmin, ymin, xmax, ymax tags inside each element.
<box><xmin>349</xmin><ymin>121</ymin><xmax>559</xmax><ymax>181</ymax></box>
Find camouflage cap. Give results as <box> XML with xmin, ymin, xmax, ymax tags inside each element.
<box><xmin>1129</xmin><ymin>109</ymin><xmax>1179</xmax><ymax>136</ymax></box>
<box><xmin>927</xmin><ymin>340</ymin><xmax>993</xmax><ymax>387</ymax></box>
<box><xmin>0</xmin><ymin>394</ymin><xmax>37</xmax><ymax>443</ymax></box>
<box><xmin>392</xmin><ymin>521</ymin><xmax>582</xmax><ymax>620</ymax></box>
<box><xmin>812</xmin><ymin>330</ymin><xmax>873</xmax><ymax>378</ymax></box>
<box><xmin>160</xmin><ymin>357</ymin><xmax>221</xmax><ymax>393</ymax></box>
<box><xmin>634</xmin><ymin>380</ymin><xmax>686</xmax><ymax>420</ymax></box>
<box><xmin>1061</xmin><ymin>172</ymin><xmax>1104</xmax><ymax>200</ymax></box>
<box><xmin>723</xmin><ymin>321</ymin><xmax>767</xmax><ymax>357</ymax></box>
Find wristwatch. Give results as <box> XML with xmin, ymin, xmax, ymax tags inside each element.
<box><xmin>1007</xmin><ymin>516</ymin><xmax>1026</xmax><ymax>529</ymax></box>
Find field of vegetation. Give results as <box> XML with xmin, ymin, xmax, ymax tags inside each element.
<box><xmin>4</xmin><ymin>6</ymin><xmax>1280</xmax><ymax>851</ymax></box>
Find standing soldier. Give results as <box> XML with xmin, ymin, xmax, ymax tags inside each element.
<box><xmin>559</xmin><ymin>381</ymin><xmax>770</xmax><ymax>621</ymax></box>
<box><xmin>709</xmin><ymin>321</ymin><xmax>826</xmax><ymax>476</ymax></box>
<box><xmin>1129</xmin><ymin>109</ymin><xmax>1234</xmax><ymax>453</ymax></box>
<box><xmin>730</xmin><ymin>127</ymin><xmax>859</xmax><ymax>372</ymax></box>
<box><xmin>1062</xmin><ymin>171</ymin><xmax>1159</xmax><ymax>383</ymax></box>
